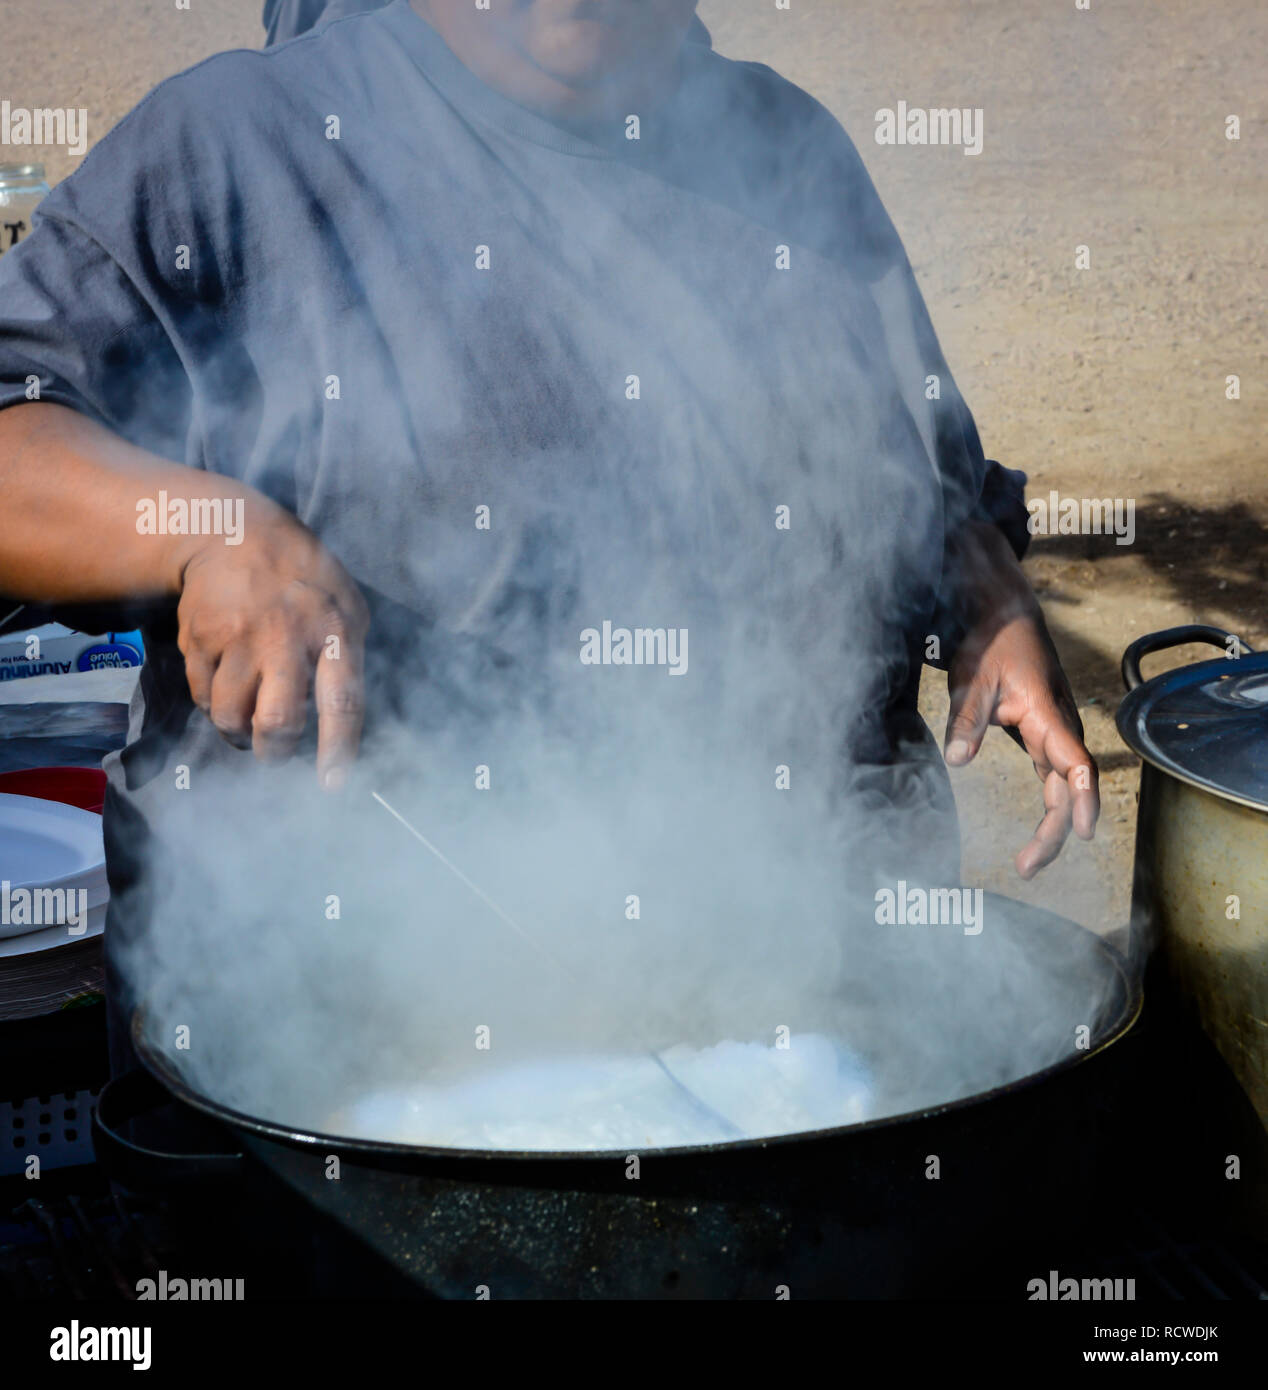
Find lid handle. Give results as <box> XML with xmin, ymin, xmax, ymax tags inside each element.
<box><xmin>1121</xmin><ymin>625</ymin><xmax>1256</xmax><ymax>691</ymax></box>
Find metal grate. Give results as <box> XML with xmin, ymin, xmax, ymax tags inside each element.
<box><xmin>0</xmin><ymin>1089</ymin><xmax>99</xmax><ymax>1177</ymax></box>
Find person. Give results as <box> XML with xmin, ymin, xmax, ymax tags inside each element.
<box><xmin>0</xmin><ymin>1</ymin><xmax>1097</xmax><ymax>1075</ymax></box>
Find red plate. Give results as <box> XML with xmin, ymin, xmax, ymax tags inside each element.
<box><xmin>0</xmin><ymin>766</ymin><xmax>107</xmax><ymax>815</ymax></box>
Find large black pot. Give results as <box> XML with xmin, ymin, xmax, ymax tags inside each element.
<box><xmin>94</xmin><ymin>894</ymin><xmax>1141</xmax><ymax>1298</ymax></box>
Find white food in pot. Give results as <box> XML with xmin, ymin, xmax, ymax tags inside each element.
<box><xmin>338</xmin><ymin>1033</ymin><xmax>871</xmax><ymax>1151</ymax></box>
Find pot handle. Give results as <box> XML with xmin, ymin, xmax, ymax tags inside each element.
<box><xmin>92</xmin><ymin>1067</ymin><xmax>246</xmax><ymax>1189</ymax></box>
<box><xmin>1121</xmin><ymin>625</ymin><xmax>1256</xmax><ymax>691</ymax></box>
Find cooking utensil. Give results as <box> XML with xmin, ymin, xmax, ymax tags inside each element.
<box><xmin>370</xmin><ymin>790</ymin><xmax>745</xmax><ymax>1138</ymax></box>
<box><xmin>93</xmin><ymin>893</ymin><xmax>1140</xmax><ymax>1297</ymax></box>
<box><xmin>1117</xmin><ymin>623</ymin><xmax>1268</xmax><ymax>1135</ymax></box>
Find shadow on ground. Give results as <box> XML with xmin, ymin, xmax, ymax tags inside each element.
<box><xmin>1020</xmin><ymin>492</ymin><xmax>1268</xmax><ymax>769</ymax></box>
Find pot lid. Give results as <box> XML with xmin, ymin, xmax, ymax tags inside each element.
<box><xmin>1117</xmin><ymin>649</ymin><xmax>1268</xmax><ymax>811</ymax></box>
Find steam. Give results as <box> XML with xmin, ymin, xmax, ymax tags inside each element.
<box><xmin>124</xmin><ymin>505</ymin><xmax>1119</xmax><ymax>1142</ymax></box>
<box><xmin>102</xmin><ymin>13</ymin><xmax>1126</xmax><ymax>1146</ymax></box>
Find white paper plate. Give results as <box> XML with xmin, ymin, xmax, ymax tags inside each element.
<box><xmin>0</xmin><ymin>903</ymin><xmax>106</xmax><ymax>958</ymax></box>
<box><xmin>0</xmin><ymin>795</ymin><xmax>107</xmax><ymax>945</ymax></box>
<box><xmin>0</xmin><ymin>791</ymin><xmax>106</xmax><ymax>893</ymax></box>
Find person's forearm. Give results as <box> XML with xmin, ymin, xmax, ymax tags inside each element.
<box><xmin>943</xmin><ymin>518</ymin><xmax>1041</xmax><ymax>635</ymax></box>
<box><xmin>0</xmin><ymin>401</ymin><xmax>275</xmax><ymax>603</ymax></box>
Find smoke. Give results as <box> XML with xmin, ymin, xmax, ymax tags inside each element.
<box><xmin>126</xmin><ymin>465</ymin><xmax>1121</xmax><ymax>1144</ymax></box>
<box><xmin>105</xmin><ymin>12</ymin><xmax>1127</xmax><ymax>1147</ymax></box>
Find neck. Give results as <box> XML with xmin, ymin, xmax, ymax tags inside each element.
<box><xmin>409</xmin><ymin>0</ymin><xmax>685</xmax><ymax>131</ymax></box>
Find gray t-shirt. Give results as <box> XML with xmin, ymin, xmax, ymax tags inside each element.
<box><xmin>0</xmin><ymin>1</ymin><xmax>1025</xmax><ymax>1028</ymax></box>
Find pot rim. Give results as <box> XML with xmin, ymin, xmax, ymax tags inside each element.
<box><xmin>127</xmin><ymin>909</ymin><xmax>1143</xmax><ymax>1164</ymax></box>
<box><xmin>1117</xmin><ymin>652</ymin><xmax>1268</xmax><ymax>815</ymax></box>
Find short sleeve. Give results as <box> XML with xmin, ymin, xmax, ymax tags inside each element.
<box><xmin>792</xmin><ymin>107</ymin><xmax>1031</xmax><ymax>663</ymax></box>
<box><xmin>808</xmin><ymin>121</ymin><xmax>1029</xmax><ymax>553</ymax></box>
<box><xmin>0</xmin><ymin>209</ymin><xmax>194</xmax><ymax>463</ymax></box>
<box><xmin>868</xmin><ymin>242</ymin><xmax>1031</xmax><ymax>666</ymax></box>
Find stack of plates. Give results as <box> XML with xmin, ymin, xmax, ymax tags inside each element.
<box><xmin>0</xmin><ymin>792</ymin><xmax>107</xmax><ymax>1020</ymax></box>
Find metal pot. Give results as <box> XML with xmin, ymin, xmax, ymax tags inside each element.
<box><xmin>1118</xmin><ymin>624</ymin><xmax>1268</xmax><ymax>1135</ymax></box>
<box><xmin>94</xmin><ymin>894</ymin><xmax>1140</xmax><ymax>1298</ymax></box>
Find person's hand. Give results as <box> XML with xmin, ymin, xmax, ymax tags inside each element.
<box><xmin>176</xmin><ymin>505</ymin><xmax>368</xmax><ymax>789</ymax></box>
<box><xmin>944</xmin><ymin>607</ymin><xmax>1099</xmax><ymax>878</ymax></box>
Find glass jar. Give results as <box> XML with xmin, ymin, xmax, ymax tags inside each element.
<box><xmin>0</xmin><ymin>163</ymin><xmax>51</xmax><ymax>258</ymax></box>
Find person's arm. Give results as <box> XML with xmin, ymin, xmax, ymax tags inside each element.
<box><xmin>0</xmin><ymin>112</ymin><xmax>370</xmax><ymax>791</ymax></box>
<box><xmin>0</xmin><ymin>401</ymin><xmax>367</xmax><ymax>787</ymax></box>
<box><xmin>940</xmin><ymin>519</ymin><xmax>1099</xmax><ymax>879</ymax></box>
<box><xmin>795</xmin><ymin>109</ymin><xmax>1096</xmax><ymax>875</ymax></box>
<box><xmin>0</xmin><ymin>400</ymin><xmax>242</xmax><ymax>601</ymax></box>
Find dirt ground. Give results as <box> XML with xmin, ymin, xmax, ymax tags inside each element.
<box><xmin>3</xmin><ymin>0</ymin><xmax>1265</xmax><ymax>931</ymax></box>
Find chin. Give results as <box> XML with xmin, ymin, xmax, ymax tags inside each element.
<box><xmin>526</xmin><ymin>19</ymin><xmax>632</xmax><ymax>88</ymax></box>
